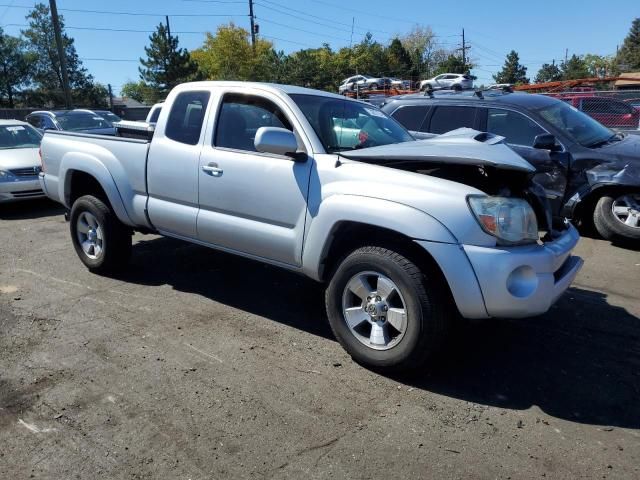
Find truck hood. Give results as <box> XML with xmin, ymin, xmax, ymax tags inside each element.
<box><xmin>0</xmin><ymin>147</ymin><xmax>40</xmax><ymax>170</ymax></box>
<box><xmin>339</xmin><ymin>128</ymin><xmax>536</xmax><ymax>173</ymax></box>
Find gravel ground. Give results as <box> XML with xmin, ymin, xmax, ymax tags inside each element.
<box><xmin>1</xmin><ymin>199</ymin><xmax>639</xmax><ymax>479</ymax></box>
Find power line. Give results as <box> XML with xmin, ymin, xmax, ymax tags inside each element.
<box><xmin>0</xmin><ymin>22</ymin><xmax>210</xmax><ymax>34</ymax></box>
<box><xmin>0</xmin><ymin>3</ymin><xmax>246</xmax><ymax>17</ymax></box>
<box><xmin>259</xmin><ymin>17</ymin><xmax>352</xmax><ymax>43</ymax></box>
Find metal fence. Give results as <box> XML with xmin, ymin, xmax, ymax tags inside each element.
<box><xmin>543</xmin><ymin>89</ymin><xmax>640</xmax><ymax>132</ymax></box>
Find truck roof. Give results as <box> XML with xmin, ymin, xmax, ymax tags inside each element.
<box><xmin>175</xmin><ymin>81</ymin><xmax>348</xmax><ymax>101</ymax></box>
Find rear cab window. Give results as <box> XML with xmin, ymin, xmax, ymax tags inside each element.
<box><xmin>165</xmin><ymin>91</ymin><xmax>210</xmax><ymax>145</ymax></box>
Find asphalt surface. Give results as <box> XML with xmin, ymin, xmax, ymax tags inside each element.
<box><xmin>1</xmin><ymin>199</ymin><xmax>639</xmax><ymax>479</ymax></box>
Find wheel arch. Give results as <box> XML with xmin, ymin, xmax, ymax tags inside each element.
<box><xmin>571</xmin><ymin>182</ymin><xmax>640</xmax><ymax>223</ymax></box>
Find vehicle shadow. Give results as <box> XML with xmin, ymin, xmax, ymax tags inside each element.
<box><xmin>119</xmin><ymin>236</ymin><xmax>639</xmax><ymax>428</ymax></box>
<box><xmin>0</xmin><ymin>199</ymin><xmax>65</xmax><ymax>220</ymax></box>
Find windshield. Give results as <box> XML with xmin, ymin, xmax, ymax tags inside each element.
<box><xmin>96</xmin><ymin>112</ymin><xmax>122</xmax><ymax>125</ymax></box>
<box><xmin>536</xmin><ymin>100</ymin><xmax>614</xmax><ymax>148</ymax></box>
<box><xmin>57</xmin><ymin>113</ymin><xmax>112</xmax><ymax>132</ymax></box>
<box><xmin>290</xmin><ymin>94</ymin><xmax>414</xmax><ymax>153</ymax></box>
<box><xmin>0</xmin><ymin>124</ymin><xmax>42</xmax><ymax>149</ymax></box>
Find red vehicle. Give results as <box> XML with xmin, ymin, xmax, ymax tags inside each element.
<box><xmin>557</xmin><ymin>95</ymin><xmax>640</xmax><ymax>129</ymax></box>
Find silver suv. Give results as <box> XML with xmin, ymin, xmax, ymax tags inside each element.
<box><xmin>419</xmin><ymin>73</ymin><xmax>473</xmax><ymax>91</ymax></box>
<box><xmin>338</xmin><ymin>75</ymin><xmax>385</xmax><ymax>94</ymax></box>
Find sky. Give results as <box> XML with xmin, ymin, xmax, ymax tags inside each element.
<box><xmin>0</xmin><ymin>0</ymin><xmax>638</xmax><ymax>95</ymax></box>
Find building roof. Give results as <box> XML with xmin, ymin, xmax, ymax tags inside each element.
<box><xmin>615</xmin><ymin>72</ymin><xmax>640</xmax><ymax>87</ymax></box>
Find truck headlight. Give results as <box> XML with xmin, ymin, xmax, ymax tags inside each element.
<box><xmin>468</xmin><ymin>195</ymin><xmax>538</xmax><ymax>245</ymax></box>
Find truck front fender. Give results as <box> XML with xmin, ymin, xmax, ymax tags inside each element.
<box><xmin>301</xmin><ymin>194</ymin><xmax>458</xmax><ymax>281</ymax></box>
<box><xmin>60</xmin><ymin>153</ymin><xmax>134</xmax><ymax>227</ymax></box>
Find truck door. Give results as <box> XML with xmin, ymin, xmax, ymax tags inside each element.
<box><xmin>146</xmin><ymin>90</ymin><xmax>211</xmax><ymax>238</ymax></box>
<box><xmin>196</xmin><ymin>91</ymin><xmax>313</xmax><ymax>267</ymax></box>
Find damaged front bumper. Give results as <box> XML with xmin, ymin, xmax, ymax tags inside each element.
<box><xmin>463</xmin><ymin>224</ymin><xmax>583</xmax><ymax>318</ymax></box>
<box><xmin>416</xmin><ymin>224</ymin><xmax>583</xmax><ymax>320</ymax></box>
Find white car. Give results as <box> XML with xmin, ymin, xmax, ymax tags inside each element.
<box><xmin>0</xmin><ymin>120</ymin><xmax>45</xmax><ymax>203</ymax></box>
<box><xmin>338</xmin><ymin>75</ymin><xmax>384</xmax><ymax>94</ymax></box>
<box><xmin>419</xmin><ymin>73</ymin><xmax>473</xmax><ymax>91</ymax></box>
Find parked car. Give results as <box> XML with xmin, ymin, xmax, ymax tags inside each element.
<box><xmin>381</xmin><ymin>90</ymin><xmax>640</xmax><ymax>242</ymax></box>
<box><xmin>557</xmin><ymin>95</ymin><xmax>640</xmax><ymax>130</ymax></box>
<box><xmin>419</xmin><ymin>73</ymin><xmax>473</xmax><ymax>91</ymax></box>
<box><xmin>39</xmin><ymin>81</ymin><xmax>583</xmax><ymax>370</ymax></box>
<box><xmin>26</xmin><ymin>110</ymin><xmax>116</xmax><ymax>136</ymax></box>
<box><xmin>0</xmin><ymin>120</ymin><xmax>45</xmax><ymax>203</ymax></box>
<box><xmin>388</xmin><ymin>78</ymin><xmax>412</xmax><ymax>89</ymax></box>
<box><xmin>338</xmin><ymin>75</ymin><xmax>386</xmax><ymax>94</ymax></box>
<box><xmin>75</xmin><ymin>109</ymin><xmax>122</xmax><ymax>127</ymax></box>
<box><xmin>623</xmin><ymin>98</ymin><xmax>640</xmax><ymax>112</ymax></box>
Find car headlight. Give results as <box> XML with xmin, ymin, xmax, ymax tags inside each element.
<box><xmin>0</xmin><ymin>170</ymin><xmax>14</xmax><ymax>182</ymax></box>
<box><xmin>468</xmin><ymin>195</ymin><xmax>539</xmax><ymax>245</ymax></box>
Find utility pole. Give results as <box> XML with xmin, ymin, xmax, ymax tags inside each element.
<box><xmin>565</xmin><ymin>48</ymin><xmax>568</xmax><ymax>64</ymax></box>
<box><xmin>49</xmin><ymin>0</ymin><xmax>71</xmax><ymax>109</ymax></box>
<box><xmin>462</xmin><ymin>28</ymin><xmax>466</xmax><ymax>66</ymax></box>
<box><xmin>108</xmin><ymin>84</ymin><xmax>114</xmax><ymax>111</ymax></box>
<box><xmin>165</xmin><ymin>15</ymin><xmax>171</xmax><ymax>41</ymax></box>
<box><xmin>249</xmin><ymin>0</ymin><xmax>256</xmax><ymax>51</ymax></box>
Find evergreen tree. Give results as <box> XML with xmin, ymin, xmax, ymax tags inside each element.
<box><xmin>535</xmin><ymin>62</ymin><xmax>562</xmax><ymax>83</ymax></box>
<box><xmin>22</xmin><ymin>3</ymin><xmax>106</xmax><ymax>107</ymax></box>
<box><xmin>616</xmin><ymin>17</ymin><xmax>640</xmax><ymax>71</ymax></box>
<box><xmin>386</xmin><ymin>38</ymin><xmax>412</xmax><ymax>77</ymax></box>
<box><xmin>0</xmin><ymin>28</ymin><xmax>33</xmax><ymax>107</ymax></box>
<box><xmin>561</xmin><ymin>54</ymin><xmax>590</xmax><ymax>80</ymax></box>
<box><xmin>436</xmin><ymin>54</ymin><xmax>473</xmax><ymax>75</ymax></box>
<box><xmin>139</xmin><ymin>23</ymin><xmax>199</xmax><ymax>98</ymax></box>
<box><xmin>493</xmin><ymin>50</ymin><xmax>529</xmax><ymax>84</ymax></box>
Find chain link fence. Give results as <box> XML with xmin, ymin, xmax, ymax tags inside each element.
<box><xmin>543</xmin><ymin>90</ymin><xmax>640</xmax><ymax>132</ymax></box>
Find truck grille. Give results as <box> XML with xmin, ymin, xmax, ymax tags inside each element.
<box><xmin>10</xmin><ymin>166</ymin><xmax>41</xmax><ymax>178</ymax></box>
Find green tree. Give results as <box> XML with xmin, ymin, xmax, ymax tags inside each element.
<box><xmin>561</xmin><ymin>54</ymin><xmax>589</xmax><ymax>80</ymax></box>
<box><xmin>535</xmin><ymin>62</ymin><xmax>562</xmax><ymax>83</ymax></box>
<box><xmin>493</xmin><ymin>50</ymin><xmax>529</xmax><ymax>84</ymax></box>
<box><xmin>0</xmin><ymin>28</ymin><xmax>33</xmax><ymax>107</ymax></box>
<box><xmin>400</xmin><ymin>25</ymin><xmax>446</xmax><ymax>79</ymax></box>
<box><xmin>583</xmin><ymin>54</ymin><xmax>616</xmax><ymax>78</ymax></box>
<box><xmin>139</xmin><ymin>23</ymin><xmax>199</xmax><ymax>98</ymax></box>
<box><xmin>22</xmin><ymin>3</ymin><xmax>105</xmax><ymax>107</ymax></box>
<box><xmin>616</xmin><ymin>18</ymin><xmax>640</xmax><ymax>71</ymax></box>
<box><xmin>386</xmin><ymin>38</ymin><xmax>412</xmax><ymax>77</ymax></box>
<box><xmin>436</xmin><ymin>54</ymin><xmax>473</xmax><ymax>75</ymax></box>
<box><xmin>191</xmin><ymin>23</ymin><xmax>275</xmax><ymax>81</ymax></box>
<box><xmin>120</xmin><ymin>80</ymin><xmax>158</xmax><ymax>104</ymax></box>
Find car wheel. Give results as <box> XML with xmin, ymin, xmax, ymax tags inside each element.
<box><xmin>325</xmin><ymin>246</ymin><xmax>449</xmax><ymax>371</ymax></box>
<box><xmin>70</xmin><ymin>195</ymin><xmax>132</xmax><ymax>273</ymax></box>
<box><xmin>593</xmin><ymin>192</ymin><xmax>640</xmax><ymax>243</ymax></box>
<box><xmin>369</xmin><ymin>83</ymin><xmax>378</xmax><ymax>90</ymax></box>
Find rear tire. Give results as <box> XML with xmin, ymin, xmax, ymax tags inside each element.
<box><xmin>325</xmin><ymin>246</ymin><xmax>449</xmax><ymax>371</ymax></box>
<box><xmin>69</xmin><ymin>195</ymin><xmax>131</xmax><ymax>273</ymax></box>
<box><xmin>593</xmin><ymin>193</ymin><xmax>640</xmax><ymax>244</ymax></box>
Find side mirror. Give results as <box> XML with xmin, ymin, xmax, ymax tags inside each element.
<box><xmin>254</xmin><ymin>127</ymin><xmax>301</xmax><ymax>159</ymax></box>
<box><xmin>533</xmin><ymin>133</ymin><xmax>560</xmax><ymax>151</ymax></box>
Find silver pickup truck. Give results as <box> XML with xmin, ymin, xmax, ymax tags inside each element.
<box><xmin>39</xmin><ymin>81</ymin><xmax>583</xmax><ymax>370</ymax></box>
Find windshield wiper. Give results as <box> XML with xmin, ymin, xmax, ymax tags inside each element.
<box><xmin>587</xmin><ymin>134</ymin><xmax>618</xmax><ymax>149</ymax></box>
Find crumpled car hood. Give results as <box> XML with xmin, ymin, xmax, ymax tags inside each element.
<box><xmin>339</xmin><ymin>128</ymin><xmax>536</xmax><ymax>172</ymax></box>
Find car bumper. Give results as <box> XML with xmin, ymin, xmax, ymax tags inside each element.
<box><xmin>0</xmin><ymin>177</ymin><xmax>45</xmax><ymax>203</ymax></box>
<box><xmin>417</xmin><ymin>224</ymin><xmax>583</xmax><ymax>319</ymax></box>
<box><xmin>463</xmin><ymin>224</ymin><xmax>583</xmax><ymax>318</ymax></box>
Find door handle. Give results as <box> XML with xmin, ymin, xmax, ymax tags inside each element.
<box><xmin>202</xmin><ymin>163</ymin><xmax>223</xmax><ymax>177</ymax></box>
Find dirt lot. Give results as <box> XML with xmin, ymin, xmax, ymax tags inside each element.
<box><xmin>1</xmin><ymin>199</ymin><xmax>639</xmax><ymax>479</ymax></box>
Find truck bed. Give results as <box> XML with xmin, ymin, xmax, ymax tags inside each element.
<box><xmin>40</xmin><ymin>130</ymin><xmax>152</xmax><ymax>228</ymax></box>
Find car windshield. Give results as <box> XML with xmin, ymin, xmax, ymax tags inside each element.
<box><xmin>536</xmin><ymin>100</ymin><xmax>614</xmax><ymax>148</ymax></box>
<box><xmin>0</xmin><ymin>124</ymin><xmax>42</xmax><ymax>149</ymax></box>
<box><xmin>96</xmin><ymin>112</ymin><xmax>122</xmax><ymax>125</ymax></box>
<box><xmin>290</xmin><ymin>94</ymin><xmax>414</xmax><ymax>153</ymax></box>
<box><xmin>57</xmin><ymin>113</ymin><xmax>111</xmax><ymax>131</ymax></box>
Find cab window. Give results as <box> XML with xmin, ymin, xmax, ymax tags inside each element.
<box><xmin>165</xmin><ymin>91</ymin><xmax>210</xmax><ymax>145</ymax></box>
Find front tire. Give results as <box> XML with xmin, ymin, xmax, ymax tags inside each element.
<box><xmin>325</xmin><ymin>246</ymin><xmax>449</xmax><ymax>371</ymax></box>
<box><xmin>69</xmin><ymin>195</ymin><xmax>132</xmax><ymax>273</ymax></box>
<box><xmin>593</xmin><ymin>193</ymin><xmax>640</xmax><ymax>244</ymax></box>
